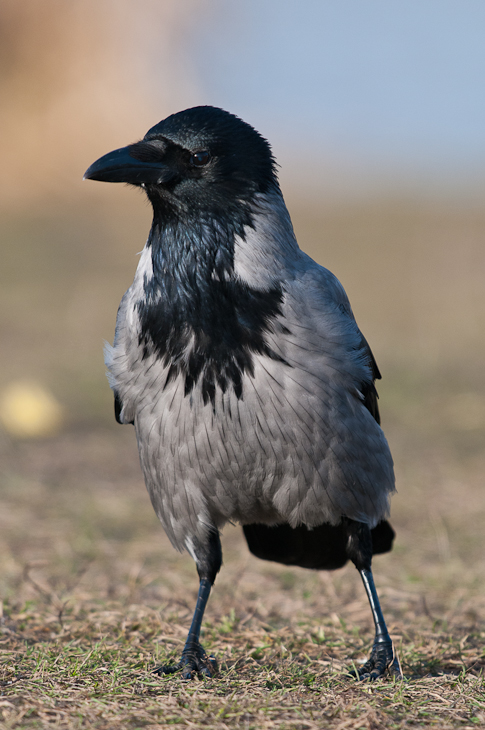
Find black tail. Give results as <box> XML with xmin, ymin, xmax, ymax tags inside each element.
<box><xmin>242</xmin><ymin>520</ymin><xmax>394</xmax><ymax>571</ymax></box>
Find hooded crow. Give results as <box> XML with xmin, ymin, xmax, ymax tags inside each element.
<box><xmin>85</xmin><ymin>106</ymin><xmax>401</xmax><ymax>681</ymax></box>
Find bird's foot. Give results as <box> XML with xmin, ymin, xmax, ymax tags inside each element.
<box><xmin>153</xmin><ymin>642</ymin><xmax>218</xmax><ymax>680</ymax></box>
<box><xmin>351</xmin><ymin>637</ymin><xmax>402</xmax><ymax>681</ymax></box>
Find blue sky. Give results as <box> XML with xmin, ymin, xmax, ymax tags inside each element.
<box><xmin>175</xmin><ymin>1</ymin><xmax>485</xmax><ymax>185</ymax></box>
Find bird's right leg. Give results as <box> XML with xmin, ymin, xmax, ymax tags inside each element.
<box><xmin>154</xmin><ymin>530</ymin><xmax>222</xmax><ymax>679</ymax></box>
<box><xmin>344</xmin><ymin>518</ymin><xmax>402</xmax><ymax>681</ymax></box>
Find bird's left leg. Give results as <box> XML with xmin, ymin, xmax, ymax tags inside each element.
<box><xmin>154</xmin><ymin>530</ymin><xmax>222</xmax><ymax>679</ymax></box>
<box><xmin>344</xmin><ymin>518</ymin><xmax>402</xmax><ymax>680</ymax></box>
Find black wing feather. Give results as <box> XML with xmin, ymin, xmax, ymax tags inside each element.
<box><xmin>243</xmin><ymin>520</ymin><xmax>394</xmax><ymax>570</ymax></box>
<box><xmin>114</xmin><ymin>390</ymin><xmax>134</xmax><ymax>425</ymax></box>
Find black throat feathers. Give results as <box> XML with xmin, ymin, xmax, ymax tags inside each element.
<box><xmin>136</xmin><ymin>212</ymin><xmax>289</xmax><ymax>407</ymax></box>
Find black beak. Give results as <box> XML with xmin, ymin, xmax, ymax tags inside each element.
<box><xmin>83</xmin><ymin>143</ymin><xmax>175</xmax><ymax>185</ymax></box>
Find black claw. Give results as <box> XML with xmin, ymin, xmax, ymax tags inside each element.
<box><xmin>350</xmin><ymin>639</ymin><xmax>402</xmax><ymax>681</ymax></box>
<box><xmin>153</xmin><ymin>643</ymin><xmax>218</xmax><ymax>680</ymax></box>
<box><xmin>153</xmin><ymin>661</ymin><xmax>182</xmax><ymax>676</ymax></box>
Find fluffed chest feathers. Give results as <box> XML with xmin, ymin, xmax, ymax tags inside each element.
<box><xmin>108</xmin><ymin>241</ymin><xmax>292</xmax><ymax>418</ymax></box>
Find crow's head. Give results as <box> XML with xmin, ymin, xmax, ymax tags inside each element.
<box><xmin>84</xmin><ymin>106</ymin><xmax>278</xmax><ymax>219</ymax></box>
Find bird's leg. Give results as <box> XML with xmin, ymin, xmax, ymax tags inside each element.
<box><xmin>154</xmin><ymin>530</ymin><xmax>222</xmax><ymax>679</ymax></box>
<box><xmin>158</xmin><ymin>576</ymin><xmax>216</xmax><ymax>678</ymax></box>
<box><xmin>344</xmin><ymin>518</ymin><xmax>402</xmax><ymax>680</ymax></box>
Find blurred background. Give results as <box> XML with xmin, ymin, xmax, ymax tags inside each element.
<box><xmin>1</xmin><ymin>0</ymin><xmax>485</xmax><ymax>634</ymax></box>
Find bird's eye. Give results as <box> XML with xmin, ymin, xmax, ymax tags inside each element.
<box><xmin>190</xmin><ymin>150</ymin><xmax>211</xmax><ymax>167</ymax></box>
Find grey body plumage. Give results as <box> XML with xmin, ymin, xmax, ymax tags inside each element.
<box><xmin>85</xmin><ymin>106</ymin><xmax>400</xmax><ymax>681</ymax></box>
<box><xmin>106</xmin><ymin>188</ymin><xmax>394</xmax><ymax>549</ymax></box>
